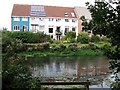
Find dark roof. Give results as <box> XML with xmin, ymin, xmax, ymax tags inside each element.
<box><xmin>12</xmin><ymin>4</ymin><xmax>76</xmax><ymax>18</ymax></box>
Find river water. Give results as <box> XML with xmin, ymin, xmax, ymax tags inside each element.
<box><xmin>25</xmin><ymin>56</ymin><xmax>115</xmax><ymax>88</ymax></box>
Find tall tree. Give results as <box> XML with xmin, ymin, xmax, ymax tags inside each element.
<box><xmin>86</xmin><ymin>0</ymin><xmax>120</xmax><ymax>89</ymax></box>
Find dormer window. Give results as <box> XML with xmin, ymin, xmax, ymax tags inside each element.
<box><xmin>71</xmin><ymin>12</ymin><xmax>75</xmax><ymax>17</ymax></box>
<box><xmin>64</xmin><ymin>12</ymin><xmax>68</xmax><ymax>17</ymax></box>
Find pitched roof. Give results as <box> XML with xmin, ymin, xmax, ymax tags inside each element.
<box><xmin>74</xmin><ymin>7</ymin><xmax>92</xmax><ymax>20</ymax></box>
<box><xmin>12</xmin><ymin>4</ymin><xmax>31</xmax><ymax>16</ymax></box>
<box><xmin>12</xmin><ymin>4</ymin><xmax>76</xmax><ymax>18</ymax></box>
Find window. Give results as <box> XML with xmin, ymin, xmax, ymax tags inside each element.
<box><xmin>49</xmin><ymin>28</ymin><xmax>53</xmax><ymax>33</ymax></box>
<box><xmin>64</xmin><ymin>27</ymin><xmax>69</xmax><ymax>35</ymax></box>
<box><xmin>31</xmin><ymin>17</ymin><xmax>35</xmax><ymax>20</ymax></box>
<box><xmin>14</xmin><ymin>25</ymin><xmax>20</xmax><ymax>30</ymax></box>
<box><xmin>14</xmin><ymin>17</ymin><xmax>20</xmax><ymax>21</ymax></box>
<box><xmin>56</xmin><ymin>19</ymin><xmax>61</xmax><ymax>22</ymax></box>
<box><xmin>22</xmin><ymin>25</ymin><xmax>28</xmax><ymax>31</ymax></box>
<box><xmin>22</xmin><ymin>17</ymin><xmax>28</xmax><ymax>21</ymax></box>
<box><xmin>31</xmin><ymin>24</ymin><xmax>38</xmax><ymax>32</ymax></box>
<box><xmin>65</xmin><ymin>19</ymin><xmax>69</xmax><ymax>22</ymax></box>
<box><xmin>39</xmin><ymin>18</ymin><xmax>44</xmax><ymax>21</ymax></box>
<box><xmin>71</xmin><ymin>12</ymin><xmax>75</xmax><ymax>17</ymax></box>
<box><xmin>64</xmin><ymin>13</ymin><xmax>68</xmax><ymax>17</ymax></box>
<box><xmin>50</xmin><ymin>35</ymin><xmax>53</xmax><ymax>38</ymax></box>
<box><xmin>39</xmin><ymin>25</ymin><xmax>45</xmax><ymax>30</ymax></box>
<box><xmin>49</xmin><ymin>18</ymin><xmax>54</xmax><ymax>21</ymax></box>
<box><xmin>72</xmin><ymin>19</ymin><xmax>76</xmax><ymax>22</ymax></box>
<box><xmin>72</xmin><ymin>27</ymin><xmax>76</xmax><ymax>32</ymax></box>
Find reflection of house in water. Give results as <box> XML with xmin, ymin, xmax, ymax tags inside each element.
<box><xmin>76</xmin><ymin>63</ymin><xmax>109</xmax><ymax>78</ymax></box>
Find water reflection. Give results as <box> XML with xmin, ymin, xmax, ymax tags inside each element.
<box><xmin>26</xmin><ymin>56</ymin><xmax>110</xmax><ymax>83</ymax></box>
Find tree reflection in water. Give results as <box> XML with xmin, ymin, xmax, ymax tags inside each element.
<box><xmin>25</xmin><ymin>56</ymin><xmax>110</xmax><ymax>84</ymax></box>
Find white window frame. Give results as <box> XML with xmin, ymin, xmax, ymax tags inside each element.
<box><xmin>22</xmin><ymin>17</ymin><xmax>28</xmax><ymax>21</ymax></box>
<box><xmin>72</xmin><ymin>19</ymin><xmax>76</xmax><ymax>22</ymax></box>
<box><xmin>72</xmin><ymin>27</ymin><xmax>76</xmax><ymax>32</ymax></box>
<box><xmin>65</xmin><ymin>19</ymin><xmax>69</xmax><ymax>22</ymax></box>
<box><xmin>13</xmin><ymin>25</ymin><xmax>20</xmax><ymax>31</ymax></box>
<box><xmin>22</xmin><ymin>25</ymin><xmax>28</xmax><ymax>31</ymax></box>
<box><xmin>56</xmin><ymin>18</ymin><xmax>61</xmax><ymax>22</ymax></box>
<box><xmin>49</xmin><ymin>18</ymin><xmax>54</xmax><ymax>21</ymax></box>
<box><xmin>14</xmin><ymin>17</ymin><xmax>20</xmax><ymax>21</ymax></box>
<box><xmin>39</xmin><ymin>18</ymin><xmax>44</xmax><ymax>21</ymax></box>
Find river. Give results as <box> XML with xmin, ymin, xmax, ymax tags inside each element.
<box><xmin>25</xmin><ymin>56</ymin><xmax>115</xmax><ymax>88</ymax></box>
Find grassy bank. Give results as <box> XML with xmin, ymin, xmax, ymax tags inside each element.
<box><xmin>18</xmin><ymin>49</ymin><xmax>104</xmax><ymax>57</ymax></box>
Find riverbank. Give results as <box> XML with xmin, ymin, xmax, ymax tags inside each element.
<box><xmin>18</xmin><ymin>49</ymin><xmax>104</xmax><ymax>57</ymax></box>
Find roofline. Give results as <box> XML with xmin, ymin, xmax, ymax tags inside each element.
<box><xmin>11</xmin><ymin>16</ymin><xmax>30</xmax><ymax>17</ymax></box>
<box><xmin>13</xmin><ymin>4</ymin><xmax>74</xmax><ymax>9</ymax></box>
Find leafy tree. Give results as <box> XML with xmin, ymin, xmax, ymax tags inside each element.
<box><xmin>86</xmin><ymin>0</ymin><xmax>120</xmax><ymax>89</ymax></box>
<box><xmin>2</xmin><ymin>32</ymin><xmax>40</xmax><ymax>89</ymax></box>
<box><xmin>80</xmin><ymin>16</ymin><xmax>93</xmax><ymax>32</ymax></box>
<box><xmin>2</xmin><ymin>55</ymin><xmax>40</xmax><ymax>89</ymax></box>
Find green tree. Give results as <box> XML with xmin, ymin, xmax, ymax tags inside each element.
<box><xmin>80</xmin><ymin>16</ymin><xmax>93</xmax><ymax>32</ymax></box>
<box><xmin>86</xmin><ymin>0</ymin><xmax>120</xmax><ymax>89</ymax></box>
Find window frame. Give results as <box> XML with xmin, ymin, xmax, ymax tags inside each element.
<box><xmin>13</xmin><ymin>25</ymin><xmax>20</xmax><ymax>31</ymax></box>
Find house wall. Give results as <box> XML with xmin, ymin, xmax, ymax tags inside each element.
<box><xmin>11</xmin><ymin>17</ymin><xmax>30</xmax><ymax>31</ymax></box>
<box><xmin>30</xmin><ymin>17</ymin><xmax>78</xmax><ymax>39</ymax></box>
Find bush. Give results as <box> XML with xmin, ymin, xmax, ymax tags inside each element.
<box><xmin>101</xmin><ymin>36</ymin><xmax>111</xmax><ymax>42</ymax></box>
<box><xmin>2</xmin><ymin>33</ymin><xmax>26</xmax><ymax>53</ymax></box>
<box><xmin>61</xmin><ymin>36</ymin><xmax>67</xmax><ymax>41</ymax></box>
<box><xmin>66</xmin><ymin>32</ymin><xmax>76</xmax><ymax>40</ymax></box>
<box><xmin>26</xmin><ymin>43</ymin><xmax>50</xmax><ymax>52</ymax></box>
<box><xmin>81</xmin><ymin>43</ymin><xmax>99</xmax><ymax>50</ymax></box>
<box><xmin>4</xmin><ymin>31</ymin><xmax>50</xmax><ymax>43</ymax></box>
<box><xmin>90</xmin><ymin>35</ymin><xmax>100</xmax><ymax>42</ymax></box>
<box><xmin>68</xmin><ymin>43</ymin><xmax>78</xmax><ymax>51</ymax></box>
<box><xmin>77</xmin><ymin>32</ymin><xmax>89</xmax><ymax>44</ymax></box>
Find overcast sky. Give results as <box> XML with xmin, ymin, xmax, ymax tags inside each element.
<box><xmin>0</xmin><ymin>0</ymin><xmax>95</xmax><ymax>30</ymax></box>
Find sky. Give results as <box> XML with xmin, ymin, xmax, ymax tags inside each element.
<box><xmin>0</xmin><ymin>0</ymin><xmax>95</xmax><ymax>30</ymax></box>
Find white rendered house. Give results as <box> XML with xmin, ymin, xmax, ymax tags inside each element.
<box><xmin>11</xmin><ymin>4</ymin><xmax>78</xmax><ymax>40</ymax></box>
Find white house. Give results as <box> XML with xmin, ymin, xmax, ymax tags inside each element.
<box><xmin>11</xmin><ymin>4</ymin><xmax>78</xmax><ymax>40</ymax></box>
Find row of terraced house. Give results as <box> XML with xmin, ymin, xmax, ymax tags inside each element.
<box><xmin>11</xmin><ymin>4</ymin><xmax>91</xmax><ymax>40</ymax></box>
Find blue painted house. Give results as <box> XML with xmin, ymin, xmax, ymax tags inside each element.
<box><xmin>11</xmin><ymin>4</ymin><xmax>30</xmax><ymax>31</ymax></box>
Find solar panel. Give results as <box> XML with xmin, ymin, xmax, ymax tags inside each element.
<box><xmin>30</xmin><ymin>5</ymin><xmax>46</xmax><ymax>16</ymax></box>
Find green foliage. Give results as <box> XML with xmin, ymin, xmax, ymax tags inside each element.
<box><xmin>90</xmin><ymin>35</ymin><xmax>100</xmax><ymax>42</ymax></box>
<box><xmin>81</xmin><ymin>43</ymin><xmax>100</xmax><ymax>50</ymax></box>
<box><xmin>3</xmin><ymin>31</ymin><xmax>50</xmax><ymax>43</ymax></box>
<box><xmin>2</xmin><ymin>55</ymin><xmax>40</xmax><ymax>89</ymax></box>
<box><xmin>101</xmin><ymin>36</ymin><xmax>110</xmax><ymax>42</ymax></box>
<box><xmin>77</xmin><ymin>32</ymin><xmax>89</xmax><ymax>44</ymax></box>
<box><xmin>26</xmin><ymin>43</ymin><xmax>50</xmax><ymax>52</ymax></box>
<box><xmin>68</xmin><ymin>43</ymin><xmax>78</xmax><ymax>51</ymax></box>
<box><xmin>61</xmin><ymin>36</ymin><xmax>67</xmax><ymax>41</ymax></box>
<box><xmin>66</xmin><ymin>32</ymin><xmax>76</xmax><ymax>40</ymax></box>
<box><xmin>80</xmin><ymin>16</ymin><xmax>93</xmax><ymax>32</ymax></box>
<box><xmin>2</xmin><ymin>32</ymin><xmax>26</xmax><ymax>53</ymax></box>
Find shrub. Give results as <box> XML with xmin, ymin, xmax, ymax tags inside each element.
<box><xmin>59</xmin><ymin>44</ymin><xmax>66</xmax><ymax>49</ymax></box>
<box><xmin>68</xmin><ymin>43</ymin><xmax>78</xmax><ymax>51</ymax></box>
<box><xmin>90</xmin><ymin>35</ymin><xmax>100</xmax><ymax>42</ymax></box>
<box><xmin>81</xmin><ymin>43</ymin><xmax>99</xmax><ymax>50</ymax></box>
<box><xmin>6</xmin><ymin>31</ymin><xmax>50</xmax><ymax>43</ymax></box>
<box><xmin>61</xmin><ymin>36</ymin><xmax>67</xmax><ymax>41</ymax></box>
<box><xmin>66</xmin><ymin>32</ymin><xmax>76</xmax><ymax>40</ymax></box>
<box><xmin>101</xmin><ymin>36</ymin><xmax>111</xmax><ymax>42</ymax></box>
<box><xmin>2</xmin><ymin>33</ymin><xmax>26</xmax><ymax>53</ymax></box>
<box><xmin>69</xmin><ymin>39</ymin><xmax>76</xmax><ymax>43</ymax></box>
<box><xmin>77</xmin><ymin>32</ymin><xmax>89</xmax><ymax>44</ymax></box>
